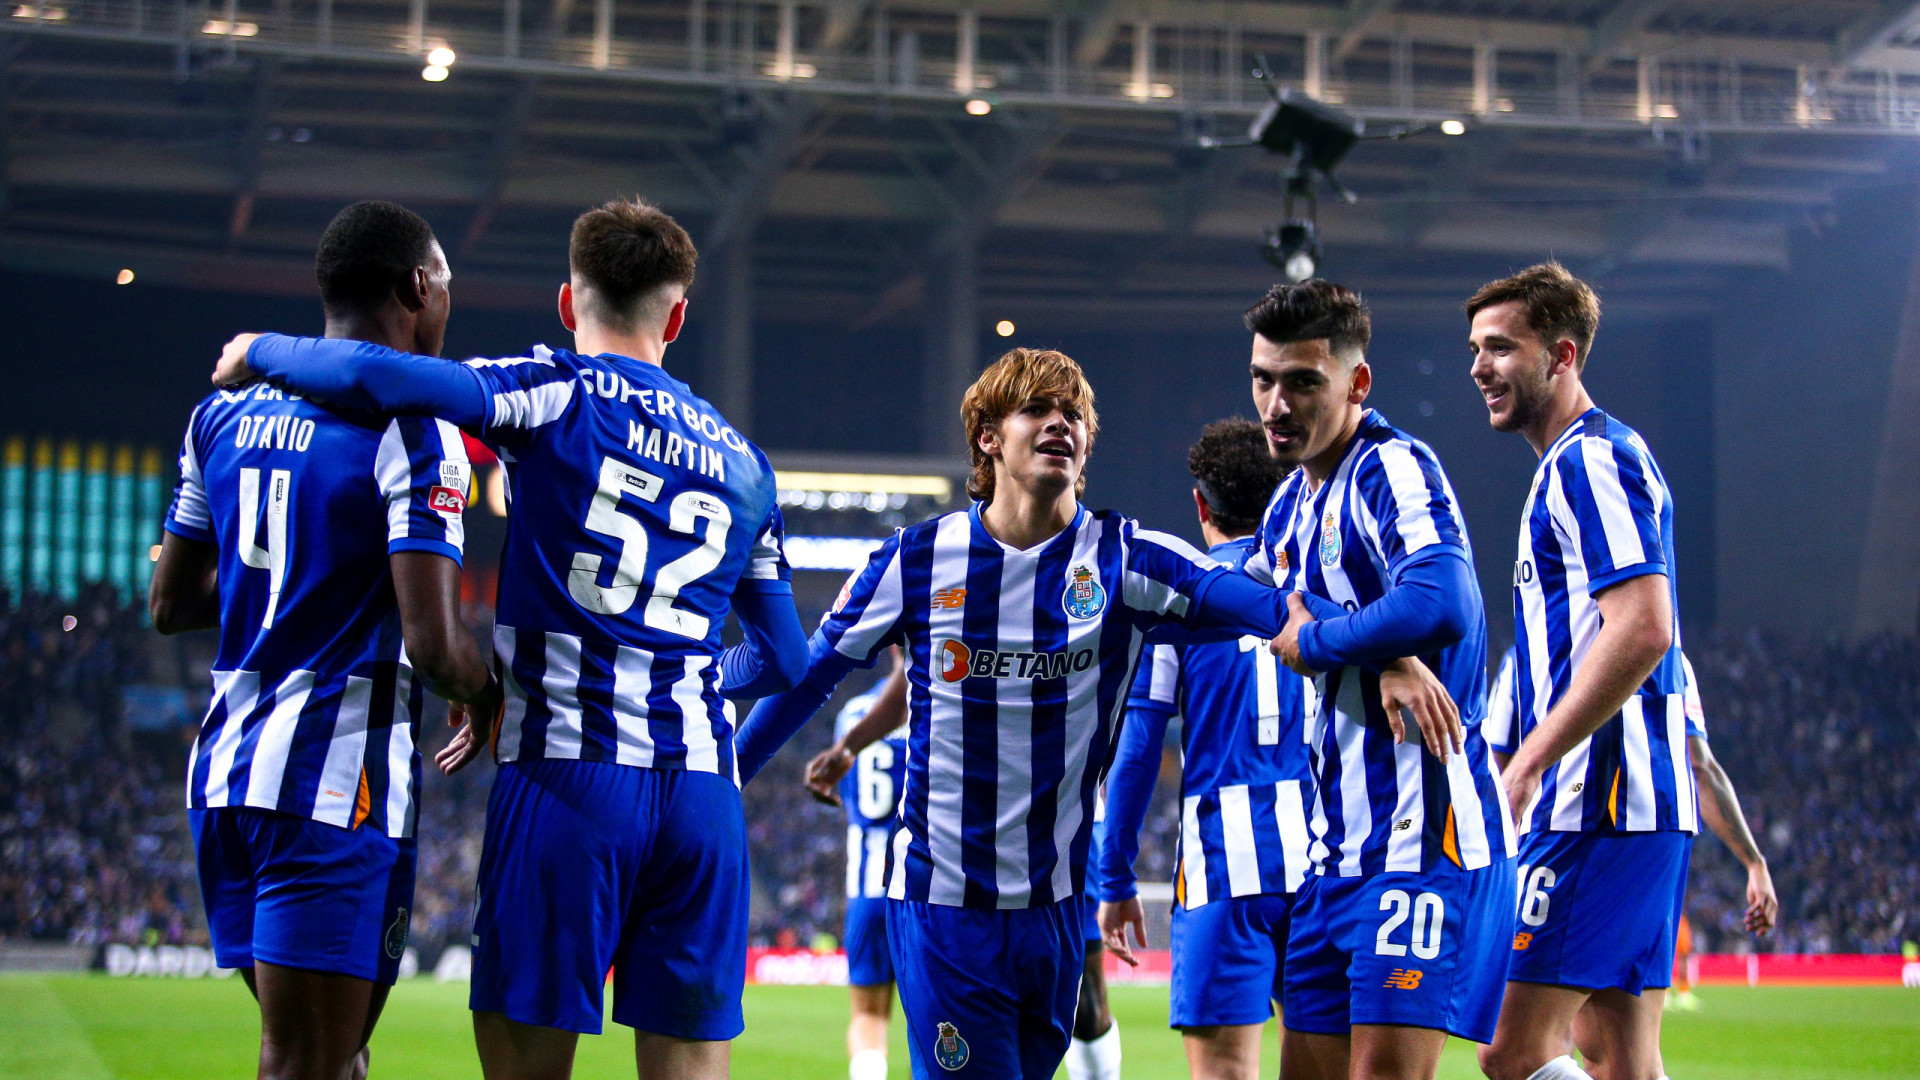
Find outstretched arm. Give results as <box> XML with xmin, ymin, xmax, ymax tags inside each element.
<box><xmin>1689</xmin><ymin>734</ymin><xmax>1776</xmax><ymax>935</ymax></box>
<box><xmin>803</xmin><ymin>649</ymin><xmax>907</xmax><ymax>806</ymax></box>
<box><xmin>733</xmin><ymin>633</ymin><xmax>863</xmax><ymax>784</ymax></box>
<box><xmin>717</xmin><ymin>581</ymin><xmax>808</xmax><ymax>698</ymax></box>
<box><xmin>217</xmin><ymin>333</ymin><xmax>490</xmax><ymax>428</ymax></box>
<box><xmin>1096</xmin><ymin>696</ymin><xmax>1172</xmax><ymax>967</ymax></box>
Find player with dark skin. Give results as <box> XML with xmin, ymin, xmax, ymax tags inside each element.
<box><xmin>152</xmin><ymin>236</ymin><xmax>497</xmax><ymax>1080</ymax></box>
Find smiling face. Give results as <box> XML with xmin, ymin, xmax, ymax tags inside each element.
<box><xmin>978</xmin><ymin>395</ymin><xmax>1089</xmax><ymax>502</ymax></box>
<box><xmin>1468</xmin><ymin>299</ymin><xmax>1559</xmax><ymax>434</ymax></box>
<box><xmin>1249</xmin><ymin>335</ymin><xmax>1370</xmax><ymax>475</ymax></box>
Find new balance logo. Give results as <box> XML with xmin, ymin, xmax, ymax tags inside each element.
<box><xmin>1513</xmin><ymin>932</ymin><xmax>1534</xmax><ymax>951</ymax></box>
<box><xmin>1393</xmin><ymin>818</ymin><xmax>1413</xmax><ymax>832</ymax></box>
<box><xmin>1383</xmin><ymin>969</ymin><xmax>1424</xmax><ymax>990</ymax></box>
<box><xmin>932</xmin><ymin>588</ymin><xmax>968</xmax><ymax>609</ymax></box>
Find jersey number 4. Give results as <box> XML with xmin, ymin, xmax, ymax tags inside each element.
<box><xmin>568</xmin><ymin>456</ymin><xmax>731</xmax><ymax>639</ymax></box>
<box><xmin>237</xmin><ymin>467</ymin><xmax>292</xmax><ymax>630</ymax></box>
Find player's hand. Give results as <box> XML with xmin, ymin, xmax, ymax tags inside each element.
<box><xmin>1098</xmin><ymin>898</ymin><xmax>1147</xmax><ymax>968</ymax></box>
<box><xmin>1502</xmin><ymin>758</ymin><xmax>1543</xmax><ymax>828</ymax></box>
<box><xmin>1378</xmin><ymin>656</ymin><xmax>1463</xmax><ymax>762</ymax></box>
<box><xmin>1270</xmin><ymin>592</ymin><xmax>1318</xmax><ymax>676</ymax></box>
<box><xmin>435</xmin><ymin>689</ymin><xmax>499</xmax><ymax>776</ymax></box>
<box><xmin>804</xmin><ymin>745</ymin><xmax>854</xmax><ymax>807</ymax></box>
<box><xmin>1745</xmin><ymin>860</ymin><xmax>1778</xmax><ymax>936</ymax></box>
<box><xmin>214</xmin><ymin>333</ymin><xmax>262</xmax><ymax>388</ymax></box>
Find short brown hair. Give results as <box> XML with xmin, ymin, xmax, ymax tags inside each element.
<box><xmin>961</xmin><ymin>348</ymin><xmax>1100</xmax><ymax>503</ymax></box>
<box><xmin>568</xmin><ymin>197</ymin><xmax>698</xmax><ymax>332</ymax></box>
<box><xmin>1465</xmin><ymin>261</ymin><xmax>1601</xmax><ymax>368</ymax></box>
<box><xmin>1188</xmin><ymin>418</ymin><xmax>1288</xmax><ymax>536</ymax></box>
<box><xmin>1243</xmin><ymin>280</ymin><xmax>1371</xmax><ymax>360</ymax></box>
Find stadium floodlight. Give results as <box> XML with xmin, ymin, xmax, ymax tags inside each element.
<box><xmin>115</xmin><ymin>268</ymin><xmax>134</xmax><ymax>285</ymax></box>
<box><xmin>427</xmin><ymin>46</ymin><xmax>456</xmax><ymax>67</ymax></box>
<box><xmin>965</xmin><ymin>99</ymin><xmax>992</xmax><ymax>116</ymax></box>
<box><xmin>1262</xmin><ymin>220</ymin><xmax>1321</xmax><ymax>283</ymax></box>
<box><xmin>422</xmin><ymin>64</ymin><xmax>449</xmax><ymax>82</ymax></box>
<box><xmin>995</xmin><ymin>320</ymin><xmax>1015</xmax><ymax>337</ymax></box>
<box><xmin>1441</xmin><ymin>119</ymin><xmax>1467</xmax><ymax>136</ymax></box>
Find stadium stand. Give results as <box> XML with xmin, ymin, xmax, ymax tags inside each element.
<box><xmin>1</xmin><ymin>592</ymin><xmax>1913</xmax><ymax>960</ymax></box>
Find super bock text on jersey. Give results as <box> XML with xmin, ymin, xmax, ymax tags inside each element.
<box><xmin>167</xmin><ymin>383</ymin><xmax>469</xmax><ymax>838</ymax></box>
<box><xmin>818</xmin><ymin>504</ymin><xmax>1227</xmax><ymax>910</ymax></box>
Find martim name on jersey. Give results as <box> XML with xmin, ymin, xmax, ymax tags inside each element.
<box><xmin>568</xmin><ymin>361</ymin><xmax>745</xmax><ymax>484</ymax></box>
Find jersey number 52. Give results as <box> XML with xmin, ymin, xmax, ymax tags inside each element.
<box><xmin>567</xmin><ymin>456</ymin><xmax>731</xmax><ymax>639</ymax></box>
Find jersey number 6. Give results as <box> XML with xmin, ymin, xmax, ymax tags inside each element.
<box><xmin>568</xmin><ymin>456</ymin><xmax>732</xmax><ymax>638</ymax></box>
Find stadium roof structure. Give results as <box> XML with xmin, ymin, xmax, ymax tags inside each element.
<box><xmin>6</xmin><ymin>0</ymin><xmax>1920</xmax><ymax>360</ymax></box>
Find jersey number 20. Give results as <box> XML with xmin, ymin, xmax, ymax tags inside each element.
<box><xmin>568</xmin><ymin>456</ymin><xmax>731</xmax><ymax>638</ymax></box>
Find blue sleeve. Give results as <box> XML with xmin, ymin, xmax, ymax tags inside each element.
<box><xmin>734</xmin><ymin>633</ymin><xmax>862</xmax><ymax>784</ymax></box>
<box><xmin>1097</xmin><ymin>696</ymin><xmax>1173</xmax><ymax>902</ymax></box>
<box><xmin>247</xmin><ymin>334</ymin><xmax>490</xmax><ymax>428</ymax></box>
<box><xmin>1296</xmin><ymin>548</ymin><xmax>1475</xmax><ymax>672</ymax></box>
<box><xmin>164</xmin><ymin>403</ymin><xmax>215</xmax><ymax>543</ymax></box>
<box><xmin>378</xmin><ymin>417</ymin><xmax>471</xmax><ymax>565</ymax></box>
<box><xmin>717</xmin><ymin>580</ymin><xmax>807</xmax><ymax>699</ymax></box>
<box><xmin>1163</xmin><ymin>568</ymin><xmax>1347</xmax><ymax>643</ymax></box>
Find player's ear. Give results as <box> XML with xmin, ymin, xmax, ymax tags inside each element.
<box><xmin>1348</xmin><ymin>359</ymin><xmax>1373</xmax><ymax>405</ymax></box>
<box><xmin>1193</xmin><ymin>488</ymin><xmax>1211</xmax><ymax>527</ymax></box>
<box><xmin>976</xmin><ymin>421</ymin><xmax>1002</xmax><ymax>461</ymax></box>
<box><xmin>399</xmin><ymin>265</ymin><xmax>430</xmax><ymax>313</ymax></box>
<box><xmin>558</xmin><ymin>282</ymin><xmax>578</xmax><ymax>333</ymax></box>
<box><xmin>1554</xmin><ymin>337</ymin><xmax>1580</xmax><ymax>377</ymax></box>
<box><xmin>662</xmin><ymin>297</ymin><xmax>687</xmax><ymax>344</ymax></box>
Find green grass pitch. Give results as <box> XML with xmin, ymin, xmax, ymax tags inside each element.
<box><xmin>3</xmin><ymin>975</ymin><xmax>1916</xmax><ymax>1079</ymax></box>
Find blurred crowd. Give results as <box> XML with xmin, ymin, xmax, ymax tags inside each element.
<box><xmin>1</xmin><ymin>592</ymin><xmax>1914</xmax><ymax>959</ymax></box>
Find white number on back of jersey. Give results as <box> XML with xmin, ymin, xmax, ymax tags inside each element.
<box><xmin>1238</xmin><ymin>635</ymin><xmax>1283</xmax><ymax>745</ymax></box>
<box><xmin>567</xmin><ymin>456</ymin><xmax>732</xmax><ymax>639</ymax></box>
<box><xmin>1517</xmin><ymin>864</ymin><xmax>1556</xmax><ymax>928</ymax></box>
<box><xmin>1376</xmin><ymin>889</ymin><xmax>1445</xmax><ymax>960</ymax></box>
<box><xmin>856</xmin><ymin>742</ymin><xmax>897</xmax><ymax>820</ymax></box>
<box><xmin>237</xmin><ymin>467</ymin><xmax>292</xmax><ymax>629</ymax></box>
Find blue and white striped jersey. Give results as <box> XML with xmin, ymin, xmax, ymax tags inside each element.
<box><xmin>819</xmin><ymin>504</ymin><xmax>1223</xmax><ymax>909</ymax></box>
<box><xmin>837</xmin><ymin>686</ymin><xmax>908</xmax><ymax>900</ymax></box>
<box><xmin>165</xmin><ymin>383</ymin><xmax>470</xmax><ymax>838</ymax></box>
<box><xmin>1245</xmin><ymin>409</ymin><xmax>1515</xmax><ymax>878</ymax></box>
<box><xmin>1487</xmin><ymin>645</ymin><xmax>1705</xmax><ymax>754</ymax></box>
<box><xmin>1123</xmin><ymin>538</ymin><xmax>1313</xmax><ymax>907</ymax></box>
<box><xmin>1511</xmin><ymin>408</ymin><xmax>1694</xmax><ymax>835</ymax></box>
<box><xmin>470</xmin><ymin>347</ymin><xmax>788</xmax><ymax>780</ymax></box>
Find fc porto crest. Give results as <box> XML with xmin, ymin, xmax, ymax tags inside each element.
<box><xmin>1318</xmin><ymin>511</ymin><xmax>1342</xmax><ymax>567</ymax></box>
<box><xmin>933</xmin><ymin>1021</ymin><xmax>970</xmax><ymax>1071</ymax></box>
<box><xmin>1063</xmin><ymin>564</ymin><xmax>1108</xmax><ymax>621</ymax></box>
<box><xmin>383</xmin><ymin>906</ymin><xmax>411</xmax><ymax>959</ymax></box>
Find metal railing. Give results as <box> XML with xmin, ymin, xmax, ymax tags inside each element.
<box><xmin>11</xmin><ymin>0</ymin><xmax>1920</xmax><ymax>135</ymax></box>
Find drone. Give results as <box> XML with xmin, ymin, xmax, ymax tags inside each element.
<box><xmin>1197</xmin><ymin>59</ymin><xmax>1433</xmax><ymax>281</ymax></box>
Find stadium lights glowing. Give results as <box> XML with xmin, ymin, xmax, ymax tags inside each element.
<box><xmin>201</xmin><ymin>18</ymin><xmax>259</xmax><ymax>35</ymax></box>
<box><xmin>115</xmin><ymin>269</ymin><xmax>134</xmax><ymax>285</ymax></box>
<box><xmin>775</xmin><ymin>470</ymin><xmax>954</xmax><ymax>513</ymax></box>
<box><xmin>427</xmin><ymin>46</ymin><xmax>456</xmax><ymax>66</ymax></box>
<box><xmin>785</xmin><ymin>536</ymin><xmax>886</xmax><ymax>572</ymax></box>
<box><xmin>422</xmin><ymin>44</ymin><xmax>456</xmax><ymax>81</ymax></box>
<box><xmin>1440</xmin><ymin>119</ymin><xmax>1467</xmax><ymax>136</ymax></box>
<box><xmin>422</xmin><ymin>64</ymin><xmax>449</xmax><ymax>82</ymax></box>
<box><xmin>995</xmin><ymin>320</ymin><xmax>1015</xmax><ymax>337</ymax></box>
<box><xmin>13</xmin><ymin>4</ymin><xmax>68</xmax><ymax>18</ymax></box>
<box><xmin>965</xmin><ymin>99</ymin><xmax>992</xmax><ymax>116</ymax></box>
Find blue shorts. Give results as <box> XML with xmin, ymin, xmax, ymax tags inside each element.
<box><xmin>888</xmin><ymin>897</ymin><xmax>1083</xmax><ymax>1079</ymax></box>
<box><xmin>847</xmin><ymin>896</ymin><xmax>893</xmax><ymax>987</ymax></box>
<box><xmin>1171</xmin><ymin>893</ymin><xmax>1291</xmax><ymax>1029</ymax></box>
<box><xmin>469</xmin><ymin>759</ymin><xmax>748</xmax><ymax>1039</ymax></box>
<box><xmin>1284</xmin><ymin>856</ymin><xmax>1516</xmax><ymax>1043</ymax></box>
<box><xmin>1508</xmin><ymin>830</ymin><xmax>1691</xmax><ymax>995</ymax></box>
<box><xmin>190</xmin><ymin>806</ymin><xmax>416</xmax><ymax>985</ymax></box>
